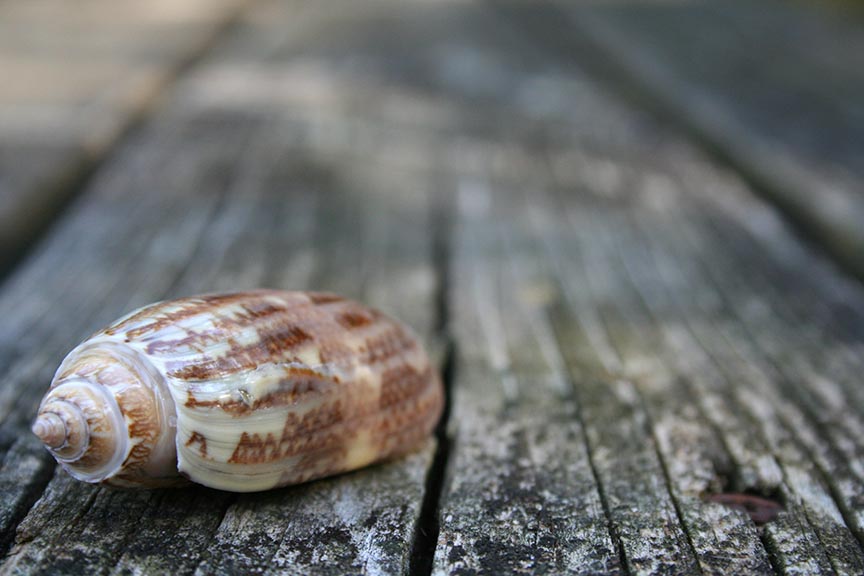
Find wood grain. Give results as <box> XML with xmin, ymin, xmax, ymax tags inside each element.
<box><xmin>1</xmin><ymin>0</ymin><xmax>864</xmax><ymax>574</ymax></box>
<box><xmin>544</xmin><ymin>0</ymin><xmax>864</xmax><ymax>282</ymax></box>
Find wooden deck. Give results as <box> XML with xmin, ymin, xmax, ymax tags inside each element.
<box><xmin>1</xmin><ymin>0</ymin><xmax>864</xmax><ymax>574</ymax></box>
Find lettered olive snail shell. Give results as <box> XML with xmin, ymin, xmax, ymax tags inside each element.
<box><xmin>32</xmin><ymin>290</ymin><xmax>443</xmax><ymax>492</ymax></box>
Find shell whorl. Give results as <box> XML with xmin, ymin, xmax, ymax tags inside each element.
<box><xmin>33</xmin><ymin>290</ymin><xmax>444</xmax><ymax>492</ymax></box>
<box><xmin>34</xmin><ymin>342</ymin><xmax>179</xmax><ymax>486</ymax></box>
<box><xmin>32</xmin><ymin>381</ymin><xmax>117</xmax><ymax>467</ymax></box>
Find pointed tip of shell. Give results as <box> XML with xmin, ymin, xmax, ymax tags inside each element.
<box><xmin>32</xmin><ymin>412</ymin><xmax>68</xmax><ymax>448</ymax></box>
<box><xmin>32</xmin><ymin>398</ymin><xmax>91</xmax><ymax>460</ymax></box>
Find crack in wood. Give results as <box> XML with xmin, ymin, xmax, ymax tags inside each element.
<box><xmin>0</xmin><ymin>446</ymin><xmax>56</xmax><ymax>558</ymax></box>
<box><xmin>410</xmin><ymin>191</ymin><xmax>455</xmax><ymax>576</ymax></box>
<box><xmin>409</xmin><ymin>339</ymin><xmax>454</xmax><ymax>576</ymax></box>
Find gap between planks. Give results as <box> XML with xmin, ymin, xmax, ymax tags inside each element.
<box><xmin>409</xmin><ymin>188</ymin><xmax>458</xmax><ymax>576</ymax></box>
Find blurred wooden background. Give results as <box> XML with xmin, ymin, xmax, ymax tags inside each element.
<box><xmin>1</xmin><ymin>0</ymin><xmax>863</xmax><ymax>574</ymax></box>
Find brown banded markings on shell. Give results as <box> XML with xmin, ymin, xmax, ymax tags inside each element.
<box><xmin>32</xmin><ymin>290</ymin><xmax>444</xmax><ymax>492</ymax></box>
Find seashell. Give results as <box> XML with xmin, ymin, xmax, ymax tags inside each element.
<box><xmin>32</xmin><ymin>290</ymin><xmax>444</xmax><ymax>492</ymax></box>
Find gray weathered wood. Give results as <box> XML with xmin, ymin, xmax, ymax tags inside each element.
<box><xmin>543</xmin><ymin>199</ymin><xmax>776</xmax><ymax>574</ymax></box>
<box><xmin>0</xmin><ymin>0</ymin><xmax>245</xmax><ymax>273</ymax></box>
<box><xmin>427</xmin><ymin>1</ymin><xmax>864</xmax><ymax>571</ymax></box>
<box><xmin>434</xmin><ymin>180</ymin><xmax>619</xmax><ymax>574</ymax></box>
<box><xmin>2</xmin><ymin>0</ymin><xmax>864</xmax><ymax>574</ymax></box>
<box><xmin>544</xmin><ymin>0</ymin><xmax>864</xmax><ymax>281</ymax></box>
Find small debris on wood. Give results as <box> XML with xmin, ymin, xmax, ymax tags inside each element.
<box><xmin>704</xmin><ymin>492</ymin><xmax>784</xmax><ymax>525</ymax></box>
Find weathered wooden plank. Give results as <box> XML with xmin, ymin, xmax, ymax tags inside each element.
<box><xmin>539</xmin><ymin>134</ymin><xmax>864</xmax><ymax>574</ymax></box>
<box><xmin>624</xmin><ymin>197</ymin><xmax>864</xmax><ymax>574</ymax></box>
<box><xmin>540</xmin><ymin>217</ymin><xmax>700</xmax><ymax>574</ymax></box>
<box><xmin>0</xmin><ymin>129</ymin><xmax>445</xmax><ymax>576</ymax></box>
<box><xmin>428</xmin><ymin>3</ymin><xmax>864</xmax><ymax>573</ymax></box>
<box><xmin>702</xmin><ymin>238</ymin><xmax>864</xmax><ymax>546</ymax></box>
<box><xmin>596</xmin><ymin>209</ymin><xmax>841</xmax><ymax>574</ymax></box>
<box><xmin>545</xmin><ymin>139</ymin><xmax>864</xmax><ymax>572</ymax></box>
<box><xmin>642</xmin><ymin>196</ymin><xmax>864</xmax><ymax>569</ymax></box>
<box><xmin>433</xmin><ymin>180</ymin><xmax>619</xmax><ymax>575</ymax></box>
<box><xmin>540</xmin><ymin>197</ymin><xmax>775</xmax><ymax>574</ymax></box>
<box><xmin>0</xmin><ymin>0</ymin><xmax>245</xmax><ymax>274</ymax></box>
<box><xmin>539</xmin><ymin>119</ymin><xmax>864</xmax><ymax>574</ymax></box>
<box><xmin>542</xmin><ymin>0</ymin><xmax>864</xmax><ymax>281</ymax></box>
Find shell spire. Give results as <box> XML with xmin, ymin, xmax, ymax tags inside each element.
<box><xmin>32</xmin><ymin>412</ymin><xmax>69</xmax><ymax>449</ymax></box>
<box><xmin>33</xmin><ymin>343</ymin><xmax>180</xmax><ymax>486</ymax></box>
<box><xmin>33</xmin><ymin>378</ymin><xmax>127</xmax><ymax>481</ymax></box>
